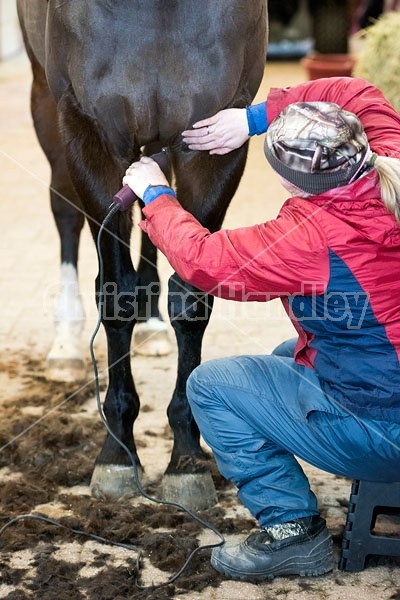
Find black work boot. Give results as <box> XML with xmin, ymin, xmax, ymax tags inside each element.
<box><xmin>211</xmin><ymin>515</ymin><xmax>333</xmax><ymax>581</ymax></box>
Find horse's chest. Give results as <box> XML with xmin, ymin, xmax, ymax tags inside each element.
<box><xmin>43</xmin><ymin>1</ymin><xmax>266</xmax><ymax>152</ymax></box>
<box><xmin>68</xmin><ymin>60</ymin><xmax>236</xmax><ymax>150</ymax></box>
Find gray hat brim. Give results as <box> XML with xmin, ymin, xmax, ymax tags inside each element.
<box><xmin>264</xmin><ymin>137</ymin><xmax>368</xmax><ymax>195</ymax></box>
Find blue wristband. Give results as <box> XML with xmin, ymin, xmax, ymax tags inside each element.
<box><xmin>246</xmin><ymin>102</ymin><xmax>268</xmax><ymax>136</ymax></box>
<box><xmin>142</xmin><ymin>185</ymin><xmax>176</xmax><ymax>206</ymax></box>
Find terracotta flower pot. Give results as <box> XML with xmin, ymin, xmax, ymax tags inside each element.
<box><xmin>301</xmin><ymin>52</ymin><xmax>356</xmax><ymax>80</ymax></box>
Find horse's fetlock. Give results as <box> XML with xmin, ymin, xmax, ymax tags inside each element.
<box><xmin>103</xmin><ymin>395</ymin><xmax>137</xmax><ymax>423</ymax></box>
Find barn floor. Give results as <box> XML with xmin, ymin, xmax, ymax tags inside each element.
<box><xmin>1</xmin><ymin>53</ymin><xmax>400</xmax><ymax>599</ymax></box>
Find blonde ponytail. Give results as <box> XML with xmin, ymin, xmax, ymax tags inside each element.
<box><xmin>374</xmin><ymin>156</ymin><xmax>400</xmax><ymax>225</ymax></box>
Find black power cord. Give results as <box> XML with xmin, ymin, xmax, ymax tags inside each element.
<box><xmin>92</xmin><ymin>202</ymin><xmax>226</xmax><ymax>588</ymax></box>
<box><xmin>0</xmin><ymin>201</ymin><xmax>225</xmax><ymax>592</ymax></box>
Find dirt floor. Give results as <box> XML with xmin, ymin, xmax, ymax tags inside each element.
<box><xmin>1</xmin><ymin>52</ymin><xmax>400</xmax><ymax>600</ymax></box>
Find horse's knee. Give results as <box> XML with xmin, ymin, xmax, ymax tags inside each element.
<box><xmin>99</xmin><ymin>282</ymin><xmax>139</xmax><ymax>327</ymax></box>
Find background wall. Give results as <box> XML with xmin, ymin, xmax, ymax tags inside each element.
<box><xmin>0</xmin><ymin>1</ymin><xmax>22</xmax><ymax>61</ymax></box>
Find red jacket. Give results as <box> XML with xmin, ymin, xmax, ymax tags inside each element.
<box><xmin>141</xmin><ymin>77</ymin><xmax>400</xmax><ymax>422</ymax></box>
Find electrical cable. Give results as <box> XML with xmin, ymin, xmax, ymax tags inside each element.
<box><xmin>0</xmin><ymin>200</ymin><xmax>225</xmax><ymax>593</ymax></box>
<box><xmin>0</xmin><ymin>513</ymin><xmax>137</xmax><ymax>552</ymax></box>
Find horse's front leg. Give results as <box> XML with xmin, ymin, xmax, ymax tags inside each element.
<box><xmin>162</xmin><ymin>146</ymin><xmax>249</xmax><ymax>510</ymax></box>
<box><xmin>89</xmin><ymin>219</ymin><xmax>144</xmax><ymax>499</ymax></box>
<box><xmin>57</xmin><ymin>92</ymin><xmax>143</xmax><ymax>498</ymax></box>
<box><xmin>133</xmin><ymin>228</ymin><xmax>172</xmax><ymax>357</ymax></box>
<box><xmin>163</xmin><ymin>275</ymin><xmax>217</xmax><ymax>509</ymax></box>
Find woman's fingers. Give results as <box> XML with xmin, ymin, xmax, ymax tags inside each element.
<box><xmin>182</xmin><ymin>108</ymin><xmax>249</xmax><ymax>154</ymax></box>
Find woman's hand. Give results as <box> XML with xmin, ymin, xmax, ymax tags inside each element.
<box><xmin>182</xmin><ymin>108</ymin><xmax>249</xmax><ymax>155</ymax></box>
<box><xmin>123</xmin><ymin>156</ymin><xmax>170</xmax><ymax>199</ymax></box>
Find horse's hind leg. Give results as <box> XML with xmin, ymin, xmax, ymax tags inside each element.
<box><xmin>30</xmin><ymin>57</ymin><xmax>86</xmax><ymax>382</ymax></box>
<box><xmin>134</xmin><ymin>142</ymin><xmax>172</xmax><ymax>357</ymax></box>
<box><xmin>133</xmin><ymin>228</ymin><xmax>172</xmax><ymax>356</ymax></box>
<box><xmin>162</xmin><ymin>146</ymin><xmax>249</xmax><ymax>510</ymax></box>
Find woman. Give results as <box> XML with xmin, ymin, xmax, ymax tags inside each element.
<box><xmin>123</xmin><ymin>76</ymin><xmax>400</xmax><ymax>581</ymax></box>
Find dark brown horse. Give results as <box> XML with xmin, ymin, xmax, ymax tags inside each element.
<box><xmin>17</xmin><ymin>0</ymin><xmax>267</xmax><ymax>510</ymax></box>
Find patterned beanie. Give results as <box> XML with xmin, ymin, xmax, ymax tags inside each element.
<box><xmin>264</xmin><ymin>101</ymin><xmax>370</xmax><ymax>195</ymax></box>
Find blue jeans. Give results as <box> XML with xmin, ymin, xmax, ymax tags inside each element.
<box><xmin>186</xmin><ymin>339</ymin><xmax>400</xmax><ymax>527</ymax></box>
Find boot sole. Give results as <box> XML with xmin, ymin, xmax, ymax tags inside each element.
<box><xmin>211</xmin><ymin>529</ymin><xmax>333</xmax><ymax>581</ymax></box>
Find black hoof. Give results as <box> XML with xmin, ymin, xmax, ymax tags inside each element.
<box><xmin>162</xmin><ymin>472</ymin><xmax>218</xmax><ymax>511</ymax></box>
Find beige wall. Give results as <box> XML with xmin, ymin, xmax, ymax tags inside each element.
<box><xmin>0</xmin><ymin>1</ymin><xmax>23</xmax><ymax>60</ymax></box>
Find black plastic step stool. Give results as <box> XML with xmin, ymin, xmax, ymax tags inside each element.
<box><xmin>339</xmin><ymin>479</ymin><xmax>400</xmax><ymax>572</ymax></box>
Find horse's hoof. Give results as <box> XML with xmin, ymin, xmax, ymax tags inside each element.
<box><xmin>133</xmin><ymin>318</ymin><xmax>172</xmax><ymax>356</ymax></box>
<box><xmin>46</xmin><ymin>336</ymin><xmax>86</xmax><ymax>382</ymax></box>
<box><xmin>90</xmin><ymin>464</ymin><xmax>145</xmax><ymax>500</ymax></box>
<box><xmin>46</xmin><ymin>357</ymin><xmax>87</xmax><ymax>383</ymax></box>
<box><xmin>162</xmin><ymin>472</ymin><xmax>218</xmax><ymax>511</ymax></box>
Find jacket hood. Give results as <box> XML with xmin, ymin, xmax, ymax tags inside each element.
<box><xmin>308</xmin><ymin>169</ymin><xmax>400</xmax><ymax>247</ymax></box>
